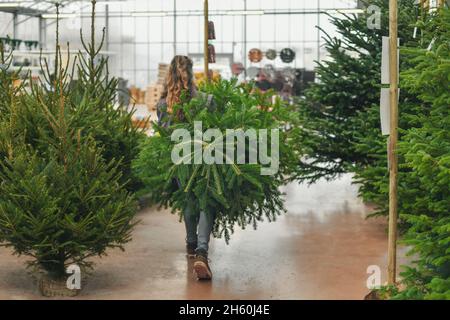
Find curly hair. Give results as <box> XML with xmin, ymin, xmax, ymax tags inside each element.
<box><xmin>162</xmin><ymin>55</ymin><xmax>195</xmax><ymax>114</ymax></box>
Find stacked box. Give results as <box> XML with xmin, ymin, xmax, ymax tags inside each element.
<box><xmin>129</xmin><ymin>86</ymin><xmax>147</xmax><ymax>105</ymax></box>
<box><xmin>145</xmin><ymin>84</ymin><xmax>164</xmax><ymax>111</ymax></box>
<box><xmin>138</xmin><ymin>90</ymin><xmax>146</xmax><ymax>104</ymax></box>
<box><xmin>157</xmin><ymin>63</ymin><xmax>169</xmax><ymax>85</ymax></box>
<box><xmin>129</xmin><ymin>86</ymin><xmax>140</xmax><ymax>104</ymax></box>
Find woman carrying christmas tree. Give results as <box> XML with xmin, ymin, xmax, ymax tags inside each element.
<box><xmin>157</xmin><ymin>55</ymin><xmax>215</xmax><ymax>280</ymax></box>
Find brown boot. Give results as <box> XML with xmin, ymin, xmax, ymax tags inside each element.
<box><xmin>193</xmin><ymin>250</ymin><xmax>212</xmax><ymax>280</ymax></box>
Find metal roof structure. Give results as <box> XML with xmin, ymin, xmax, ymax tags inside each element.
<box><xmin>0</xmin><ymin>1</ymin><xmax>121</xmax><ymax>18</ymax></box>
<box><xmin>0</xmin><ymin>6</ymin><xmax>45</xmax><ymax>17</ymax></box>
<box><xmin>0</xmin><ymin>1</ymin><xmax>54</xmax><ymax>17</ymax></box>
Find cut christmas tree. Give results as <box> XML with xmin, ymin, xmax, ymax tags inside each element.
<box><xmin>295</xmin><ymin>0</ymin><xmax>417</xmax><ymax>186</ymax></box>
<box><xmin>392</xmin><ymin>7</ymin><xmax>450</xmax><ymax>300</ymax></box>
<box><xmin>134</xmin><ymin>79</ymin><xmax>301</xmax><ymax>242</ymax></box>
<box><xmin>351</xmin><ymin>3</ymin><xmax>437</xmax><ymax>216</ymax></box>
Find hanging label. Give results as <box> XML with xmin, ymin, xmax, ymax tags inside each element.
<box><xmin>381</xmin><ymin>36</ymin><xmax>400</xmax><ymax>85</ymax></box>
<box><xmin>380</xmin><ymin>88</ymin><xmax>400</xmax><ymax>135</ymax></box>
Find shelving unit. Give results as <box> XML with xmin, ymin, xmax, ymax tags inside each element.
<box><xmin>4</xmin><ymin>49</ymin><xmax>116</xmax><ymax>76</ymax></box>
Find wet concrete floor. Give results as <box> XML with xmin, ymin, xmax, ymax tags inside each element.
<box><xmin>0</xmin><ymin>174</ymin><xmax>404</xmax><ymax>299</ymax></box>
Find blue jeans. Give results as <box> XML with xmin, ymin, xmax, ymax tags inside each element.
<box><xmin>184</xmin><ymin>206</ymin><xmax>215</xmax><ymax>253</ymax></box>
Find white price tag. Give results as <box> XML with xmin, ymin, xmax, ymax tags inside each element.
<box><xmin>381</xmin><ymin>36</ymin><xmax>400</xmax><ymax>85</ymax></box>
<box><xmin>380</xmin><ymin>88</ymin><xmax>400</xmax><ymax>136</ymax></box>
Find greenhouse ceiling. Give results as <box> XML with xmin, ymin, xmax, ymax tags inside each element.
<box><xmin>0</xmin><ymin>0</ymin><xmax>362</xmax><ymax>19</ymax></box>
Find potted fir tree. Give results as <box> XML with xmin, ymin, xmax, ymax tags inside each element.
<box><xmin>0</xmin><ymin>3</ymin><xmax>138</xmax><ymax>297</ymax></box>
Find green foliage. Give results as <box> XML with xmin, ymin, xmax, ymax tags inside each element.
<box><xmin>134</xmin><ymin>79</ymin><xmax>300</xmax><ymax>242</ymax></box>
<box><xmin>0</xmin><ymin>3</ymin><xmax>137</xmax><ymax>278</ymax></box>
<box><xmin>0</xmin><ymin>42</ymin><xmax>25</xmax><ymax>163</ymax></box>
<box><xmin>67</xmin><ymin>2</ymin><xmax>145</xmax><ymax>193</ymax></box>
<box><xmin>369</xmin><ymin>284</ymin><xmax>400</xmax><ymax>300</ymax></box>
<box><xmin>294</xmin><ymin>0</ymin><xmax>449</xmax><ymax>299</ymax></box>
<box><xmin>295</xmin><ymin>0</ymin><xmax>417</xmax><ymax>183</ymax></box>
<box><xmin>2</xmin><ymin>2</ymin><xmax>144</xmax><ymax>194</ymax></box>
<box><xmin>393</xmin><ymin>10</ymin><xmax>450</xmax><ymax>299</ymax></box>
<box><xmin>353</xmin><ymin>7</ymin><xmax>447</xmax><ymax>217</ymax></box>
<box><xmin>0</xmin><ymin>43</ymin><xmax>20</xmax><ymax>116</ymax></box>
<box><xmin>0</xmin><ymin>140</ymin><xmax>137</xmax><ymax>277</ymax></box>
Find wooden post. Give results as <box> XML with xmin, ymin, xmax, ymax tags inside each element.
<box><xmin>438</xmin><ymin>0</ymin><xmax>445</xmax><ymax>8</ymax></box>
<box><xmin>387</xmin><ymin>0</ymin><xmax>399</xmax><ymax>286</ymax></box>
<box><xmin>204</xmin><ymin>0</ymin><xmax>209</xmax><ymax>82</ymax></box>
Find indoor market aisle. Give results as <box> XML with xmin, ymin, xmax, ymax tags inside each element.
<box><xmin>0</xmin><ymin>174</ymin><xmax>402</xmax><ymax>300</ymax></box>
